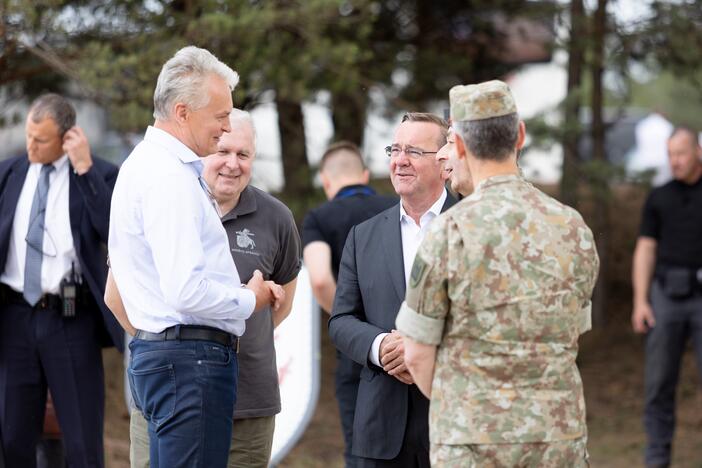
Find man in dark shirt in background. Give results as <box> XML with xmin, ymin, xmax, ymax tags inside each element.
<box><xmin>632</xmin><ymin>126</ymin><xmax>702</xmax><ymax>468</ymax></box>
<box><xmin>301</xmin><ymin>141</ymin><xmax>396</xmax><ymax>467</ymax></box>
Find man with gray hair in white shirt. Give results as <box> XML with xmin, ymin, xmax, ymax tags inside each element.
<box><xmin>108</xmin><ymin>46</ymin><xmax>283</xmax><ymax>468</ymax></box>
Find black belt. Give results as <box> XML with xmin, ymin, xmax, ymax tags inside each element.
<box><xmin>135</xmin><ymin>325</ymin><xmax>239</xmax><ymax>351</ymax></box>
<box><xmin>0</xmin><ymin>283</ymin><xmax>62</xmax><ymax>310</ymax></box>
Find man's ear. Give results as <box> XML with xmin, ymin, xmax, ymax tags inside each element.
<box><xmin>516</xmin><ymin>121</ymin><xmax>526</xmax><ymax>151</ymax></box>
<box><xmin>173</xmin><ymin>102</ymin><xmax>188</xmax><ymax>124</ymax></box>
<box><xmin>361</xmin><ymin>169</ymin><xmax>370</xmax><ymax>185</ymax></box>
<box><xmin>320</xmin><ymin>171</ymin><xmax>330</xmax><ymax>191</ymax></box>
<box><xmin>455</xmin><ymin>133</ymin><xmax>468</xmax><ymax>160</ymax></box>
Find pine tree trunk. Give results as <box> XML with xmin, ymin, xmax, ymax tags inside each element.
<box><xmin>590</xmin><ymin>0</ymin><xmax>609</xmax><ymax>327</ymax></box>
<box><xmin>275</xmin><ymin>96</ymin><xmax>313</xmax><ymax>197</ymax></box>
<box><xmin>331</xmin><ymin>90</ymin><xmax>368</xmax><ymax>147</ymax></box>
<box><xmin>560</xmin><ymin>0</ymin><xmax>586</xmax><ymax>208</ymax></box>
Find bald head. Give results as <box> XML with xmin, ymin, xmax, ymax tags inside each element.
<box><xmin>668</xmin><ymin>126</ymin><xmax>702</xmax><ymax>184</ymax></box>
<box><xmin>319</xmin><ymin>141</ymin><xmax>370</xmax><ymax>199</ymax></box>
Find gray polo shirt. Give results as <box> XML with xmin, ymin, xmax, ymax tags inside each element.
<box><xmin>222</xmin><ymin>185</ymin><xmax>301</xmax><ymax>419</ymax></box>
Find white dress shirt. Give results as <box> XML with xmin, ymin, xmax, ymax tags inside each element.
<box><xmin>1</xmin><ymin>155</ymin><xmax>80</xmax><ymax>294</ymax></box>
<box><xmin>369</xmin><ymin>188</ymin><xmax>447</xmax><ymax>367</ymax></box>
<box><xmin>108</xmin><ymin>126</ymin><xmax>255</xmax><ymax>336</ymax></box>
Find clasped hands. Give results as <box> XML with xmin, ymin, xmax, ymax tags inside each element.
<box><xmin>379</xmin><ymin>330</ymin><xmax>414</xmax><ymax>385</ymax></box>
<box><xmin>246</xmin><ymin>269</ymin><xmax>285</xmax><ymax>312</ymax></box>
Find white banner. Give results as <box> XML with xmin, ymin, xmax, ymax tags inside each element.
<box><xmin>270</xmin><ymin>265</ymin><xmax>320</xmax><ymax>465</ymax></box>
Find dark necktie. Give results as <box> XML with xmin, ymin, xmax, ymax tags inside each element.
<box><xmin>23</xmin><ymin>164</ymin><xmax>55</xmax><ymax>305</ymax></box>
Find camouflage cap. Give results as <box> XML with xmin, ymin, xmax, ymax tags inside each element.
<box><xmin>449</xmin><ymin>80</ymin><xmax>517</xmax><ymax>122</ymax></box>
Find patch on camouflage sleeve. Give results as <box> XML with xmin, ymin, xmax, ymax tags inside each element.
<box><xmin>409</xmin><ymin>255</ymin><xmax>428</xmax><ymax>289</ymax></box>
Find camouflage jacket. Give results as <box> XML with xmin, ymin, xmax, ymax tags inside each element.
<box><xmin>396</xmin><ymin>174</ymin><xmax>599</xmax><ymax>444</ymax></box>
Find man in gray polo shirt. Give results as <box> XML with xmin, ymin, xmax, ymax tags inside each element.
<box><xmin>131</xmin><ymin>109</ymin><xmax>301</xmax><ymax>468</ymax></box>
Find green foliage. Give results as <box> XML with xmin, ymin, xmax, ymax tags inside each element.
<box><xmin>0</xmin><ymin>0</ymin><xmax>72</xmax><ymax>98</ymax></box>
<box><xmin>68</xmin><ymin>0</ymin><xmax>377</xmax><ymax>132</ymax></box>
<box><xmin>639</xmin><ymin>1</ymin><xmax>702</xmax><ymax>84</ymax></box>
<box><xmin>381</xmin><ymin>0</ymin><xmax>554</xmax><ymax>108</ymax></box>
<box><xmin>628</xmin><ymin>72</ymin><xmax>702</xmax><ymax>131</ymax></box>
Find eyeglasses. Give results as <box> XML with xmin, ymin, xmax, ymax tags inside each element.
<box><xmin>385</xmin><ymin>145</ymin><xmax>438</xmax><ymax>159</ymax></box>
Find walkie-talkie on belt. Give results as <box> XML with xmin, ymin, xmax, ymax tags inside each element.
<box><xmin>60</xmin><ymin>262</ymin><xmax>77</xmax><ymax>318</ymax></box>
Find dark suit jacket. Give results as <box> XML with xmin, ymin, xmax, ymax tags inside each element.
<box><xmin>0</xmin><ymin>155</ymin><xmax>124</xmax><ymax>351</ymax></box>
<box><xmin>328</xmin><ymin>193</ymin><xmax>456</xmax><ymax>460</ymax></box>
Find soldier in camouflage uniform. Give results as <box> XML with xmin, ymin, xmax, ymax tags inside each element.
<box><xmin>395</xmin><ymin>80</ymin><xmax>600</xmax><ymax>467</ymax></box>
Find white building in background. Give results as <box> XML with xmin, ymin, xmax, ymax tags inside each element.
<box><xmin>505</xmin><ymin>54</ymin><xmax>568</xmax><ymax>185</ymax></box>
<box><xmin>627</xmin><ymin>112</ymin><xmax>673</xmax><ymax>187</ymax></box>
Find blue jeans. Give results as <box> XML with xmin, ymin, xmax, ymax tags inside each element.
<box><xmin>644</xmin><ymin>282</ymin><xmax>702</xmax><ymax>466</ymax></box>
<box><xmin>128</xmin><ymin>338</ymin><xmax>238</xmax><ymax>468</ymax></box>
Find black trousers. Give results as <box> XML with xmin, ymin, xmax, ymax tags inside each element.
<box><xmin>357</xmin><ymin>385</ymin><xmax>430</xmax><ymax>468</ymax></box>
<box><xmin>644</xmin><ymin>282</ymin><xmax>702</xmax><ymax>466</ymax></box>
<box><xmin>0</xmin><ymin>300</ymin><xmax>104</xmax><ymax>468</ymax></box>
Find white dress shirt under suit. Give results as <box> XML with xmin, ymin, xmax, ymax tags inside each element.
<box><xmin>368</xmin><ymin>188</ymin><xmax>447</xmax><ymax>366</ymax></box>
<box><xmin>0</xmin><ymin>154</ymin><xmax>80</xmax><ymax>294</ymax></box>
<box><xmin>108</xmin><ymin>126</ymin><xmax>255</xmax><ymax>336</ymax></box>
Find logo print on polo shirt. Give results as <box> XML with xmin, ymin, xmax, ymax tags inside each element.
<box><xmin>236</xmin><ymin>228</ymin><xmax>256</xmax><ymax>249</ymax></box>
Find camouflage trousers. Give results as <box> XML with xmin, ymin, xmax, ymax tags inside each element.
<box><xmin>431</xmin><ymin>437</ymin><xmax>589</xmax><ymax>468</ymax></box>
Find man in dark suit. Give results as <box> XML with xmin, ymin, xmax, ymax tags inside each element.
<box><xmin>0</xmin><ymin>93</ymin><xmax>122</xmax><ymax>468</ymax></box>
<box><xmin>302</xmin><ymin>141</ymin><xmax>397</xmax><ymax>467</ymax></box>
<box><xmin>329</xmin><ymin>113</ymin><xmax>454</xmax><ymax>467</ymax></box>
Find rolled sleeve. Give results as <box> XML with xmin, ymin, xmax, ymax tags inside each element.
<box><xmin>396</xmin><ymin>302</ymin><xmax>444</xmax><ymax>345</ymax></box>
<box><xmin>396</xmin><ymin>220</ymin><xmax>450</xmax><ymax>345</ymax></box>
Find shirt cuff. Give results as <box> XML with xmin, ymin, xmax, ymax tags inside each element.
<box><xmin>369</xmin><ymin>332</ymin><xmax>389</xmax><ymax>367</ymax></box>
<box><xmin>236</xmin><ymin>286</ymin><xmax>257</xmax><ymax>323</ymax></box>
<box><xmin>396</xmin><ymin>301</ymin><xmax>444</xmax><ymax>346</ymax></box>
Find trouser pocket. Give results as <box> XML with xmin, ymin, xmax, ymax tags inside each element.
<box><xmin>128</xmin><ymin>363</ymin><xmax>176</xmax><ymax>427</ymax></box>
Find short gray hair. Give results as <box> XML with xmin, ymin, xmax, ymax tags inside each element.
<box><xmin>229</xmin><ymin>108</ymin><xmax>257</xmax><ymax>152</ymax></box>
<box><xmin>453</xmin><ymin>113</ymin><xmax>519</xmax><ymax>161</ymax></box>
<box><xmin>153</xmin><ymin>46</ymin><xmax>239</xmax><ymax>120</ymax></box>
<box><xmin>29</xmin><ymin>93</ymin><xmax>76</xmax><ymax>136</ymax></box>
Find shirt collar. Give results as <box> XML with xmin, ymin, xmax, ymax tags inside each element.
<box><xmin>474</xmin><ymin>174</ymin><xmax>523</xmax><ymax>193</ymax></box>
<box><xmin>221</xmin><ymin>185</ymin><xmax>257</xmax><ymax>222</ymax></box>
<box><xmin>399</xmin><ymin>188</ymin><xmax>447</xmax><ymax>224</ymax></box>
<box><xmin>144</xmin><ymin>126</ymin><xmax>202</xmax><ymax>171</ymax></box>
<box><xmin>333</xmin><ymin>184</ymin><xmax>376</xmax><ymax>200</ymax></box>
<box><xmin>31</xmin><ymin>154</ymin><xmax>69</xmax><ymax>173</ymax></box>
<box><xmin>53</xmin><ymin>154</ymin><xmax>69</xmax><ymax>172</ymax></box>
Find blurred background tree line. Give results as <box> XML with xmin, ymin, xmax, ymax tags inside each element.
<box><xmin>1</xmin><ymin>0</ymin><xmax>702</xmax><ymax>324</ymax></box>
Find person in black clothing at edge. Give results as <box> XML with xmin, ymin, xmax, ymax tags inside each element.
<box><xmin>631</xmin><ymin>126</ymin><xmax>702</xmax><ymax>468</ymax></box>
<box><xmin>301</xmin><ymin>141</ymin><xmax>396</xmax><ymax>468</ymax></box>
